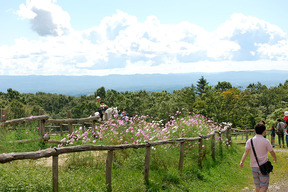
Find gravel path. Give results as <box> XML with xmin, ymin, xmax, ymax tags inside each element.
<box><xmin>267</xmin><ymin>148</ymin><xmax>288</xmax><ymax>192</ymax></box>
<box><xmin>243</xmin><ymin>148</ymin><xmax>288</xmax><ymax>192</ymax></box>
<box><xmin>267</xmin><ymin>179</ymin><xmax>287</xmax><ymax>192</ymax></box>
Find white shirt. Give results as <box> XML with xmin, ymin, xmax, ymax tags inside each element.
<box><xmin>245</xmin><ymin>135</ymin><xmax>273</xmax><ymax>167</ymax></box>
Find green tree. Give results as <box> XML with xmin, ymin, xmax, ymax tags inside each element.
<box><xmin>6</xmin><ymin>100</ymin><xmax>26</xmax><ymax>119</ymax></box>
<box><xmin>172</xmin><ymin>85</ymin><xmax>196</xmax><ymax>112</ymax></box>
<box><xmin>95</xmin><ymin>87</ymin><xmax>106</xmax><ymax>99</ymax></box>
<box><xmin>6</xmin><ymin>88</ymin><xmax>21</xmax><ymax>102</ymax></box>
<box><xmin>196</xmin><ymin>76</ymin><xmax>208</xmax><ymax>96</ymax></box>
<box><xmin>233</xmin><ymin>89</ymin><xmax>259</xmax><ymax>128</ymax></box>
<box><xmin>215</xmin><ymin>81</ymin><xmax>232</xmax><ymax>92</ymax></box>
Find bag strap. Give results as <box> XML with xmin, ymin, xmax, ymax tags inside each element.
<box><xmin>250</xmin><ymin>139</ymin><xmax>260</xmax><ymax>167</ymax></box>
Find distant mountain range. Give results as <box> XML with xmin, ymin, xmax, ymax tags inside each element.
<box><xmin>0</xmin><ymin>71</ymin><xmax>287</xmax><ymax>96</ymax></box>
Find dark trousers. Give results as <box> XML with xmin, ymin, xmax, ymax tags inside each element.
<box><xmin>278</xmin><ymin>134</ymin><xmax>284</xmax><ymax>146</ymax></box>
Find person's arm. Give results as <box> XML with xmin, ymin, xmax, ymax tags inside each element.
<box><xmin>270</xmin><ymin>151</ymin><xmax>277</xmax><ymax>163</ymax></box>
<box><xmin>240</xmin><ymin>148</ymin><xmax>250</xmax><ymax>168</ymax></box>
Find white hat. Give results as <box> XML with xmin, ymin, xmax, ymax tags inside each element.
<box><xmin>96</xmin><ymin>96</ymin><xmax>100</xmax><ymax>99</ymax></box>
<box><xmin>284</xmin><ymin>111</ymin><xmax>288</xmax><ymax>116</ymax></box>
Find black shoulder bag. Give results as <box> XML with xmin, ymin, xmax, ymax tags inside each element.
<box><xmin>250</xmin><ymin>139</ymin><xmax>273</xmax><ymax>175</ymax></box>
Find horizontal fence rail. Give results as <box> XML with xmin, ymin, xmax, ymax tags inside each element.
<box><xmin>0</xmin><ymin>135</ymin><xmax>218</xmax><ymax>163</ymax></box>
<box><xmin>3</xmin><ymin>115</ymin><xmax>49</xmax><ymax>125</ymax></box>
<box><xmin>46</xmin><ymin>116</ymin><xmax>100</xmax><ymax>124</ymax></box>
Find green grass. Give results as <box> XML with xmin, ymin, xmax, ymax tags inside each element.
<box><xmin>0</xmin><ymin>141</ymin><xmax>262</xmax><ymax>192</ymax></box>
<box><xmin>1</xmin><ymin>139</ymin><xmax>288</xmax><ymax>191</ymax></box>
<box><xmin>1</xmin><ymin>119</ymin><xmax>288</xmax><ymax>191</ymax></box>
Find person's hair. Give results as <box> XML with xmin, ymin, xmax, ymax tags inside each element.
<box><xmin>261</xmin><ymin>120</ymin><xmax>266</xmax><ymax>125</ymax></box>
<box><xmin>271</xmin><ymin>125</ymin><xmax>275</xmax><ymax>130</ymax></box>
<box><xmin>277</xmin><ymin>118</ymin><xmax>281</xmax><ymax>122</ymax></box>
<box><xmin>254</xmin><ymin>123</ymin><xmax>266</xmax><ymax>134</ymax></box>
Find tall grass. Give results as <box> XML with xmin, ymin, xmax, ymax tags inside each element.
<box><xmin>0</xmin><ymin>122</ymin><xmax>51</xmax><ymax>153</ymax></box>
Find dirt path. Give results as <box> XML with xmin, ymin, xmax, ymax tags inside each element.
<box><xmin>243</xmin><ymin>148</ymin><xmax>288</xmax><ymax>192</ymax></box>
<box><xmin>267</xmin><ymin>148</ymin><xmax>288</xmax><ymax>192</ymax></box>
<box><xmin>35</xmin><ymin>151</ymin><xmax>104</xmax><ymax>167</ymax></box>
<box><xmin>267</xmin><ymin>179</ymin><xmax>288</xmax><ymax>192</ymax></box>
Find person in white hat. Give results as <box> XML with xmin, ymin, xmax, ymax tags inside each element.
<box><xmin>96</xmin><ymin>96</ymin><xmax>101</xmax><ymax>114</ymax></box>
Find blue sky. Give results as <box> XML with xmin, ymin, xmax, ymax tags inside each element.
<box><xmin>0</xmin><ymin>0</ymin><xmax>287</xmax><ymax>75</ymax></box>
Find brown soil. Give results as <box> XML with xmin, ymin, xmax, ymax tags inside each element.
<box><xmin>35</xmin><ymin>151</ymin><xmax>104</xmax><ymax>167</ymax></box>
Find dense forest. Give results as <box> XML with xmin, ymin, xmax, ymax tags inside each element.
<box><xmin>1</xmin><ymin>76</ymin><xmax>288</xmax><ymax>129</ymax></box>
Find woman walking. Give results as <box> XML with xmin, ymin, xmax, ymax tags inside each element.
<box><xmin>240</xmin><ymin>123</ymin><xmax>277</xmax><ymax>192</ymax></box>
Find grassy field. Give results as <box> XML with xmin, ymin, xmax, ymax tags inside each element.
<box><xmin>2</xmin><ymin>141</ymin><xmax>284</xmax><ymax>192</ymax></box>
<box><xmin>1</xmin><ymin>113</ymin><xmax>288</xmax><ymax>191</ymax></box>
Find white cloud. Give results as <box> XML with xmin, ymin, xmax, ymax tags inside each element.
<box><xmin>256</xmin><ymin>40</ymin><xmax>288</xmax><ymax>60</ymax></box>
<box><xmin>214</xmin><ymin>13</ymin><xmax>287</xmax><ymax>61</ymax></box>
<box><xmin>17</xmin><ymin>0</ymin><xmax>71</xmax><ymax>36</ymax></box>
<box><xmin>1</xmin><ymin>8</ymin><xmax>288</xmax><ymax>76</ymax></box>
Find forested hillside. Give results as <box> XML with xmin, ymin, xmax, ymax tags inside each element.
<box><xmin>1</xmin><ymin>77</ymin><xmax>288</xmax><ymax>129</ymax></box>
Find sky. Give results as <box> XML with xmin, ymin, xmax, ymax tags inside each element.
<box><xmin>0</xmin><ymin>0</ymin><xmax>287</xmax><ymax>76</ymax></box>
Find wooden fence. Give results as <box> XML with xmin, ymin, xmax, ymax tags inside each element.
<box><xmin>0</xmin><ymin>109</ymin><xmax>253</xmax><ymax>192</ymax></box>
<box><xmin>0</xmin><ymin>109</ymin><xmax>101</xmax><ymax>136</ymax></box>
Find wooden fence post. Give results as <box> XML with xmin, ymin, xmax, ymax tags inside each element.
<box><xmin>245</xmin><ymin>128</ymin><xmax>248</xmax><ymax>142</ymax></box>
<box><xmin>178</xmin><ymin>142</ymin><xmax>185</xmax><ymax>174</ymax></box>
<box><xmin>1</xmin><ymin>108</ymin><xmax>7</xmax><ymax>130</ymax></box>
<box><xmin>91</xmin><ymin>111</ymin><xmax>96</xmax><ymax>132</ymax></box>
<box><xmin>198</xmin><ymin>136</ymin><xmax>203</xmax><ymax>168</ymax></box>
<box><xmin>144</xmin><ymin>146</ymin><xmax>151</xmax><ymax>184</ymax></box>
<box><xmin>211</xmin><ymin>134</ymin><xmax>215</xmax><ymax>160</ymax></box>
<box><xmin>67</xmin><ymin>110</ymin><xmax>73</xmax><ymax>134</ymax></box>
<box><xmin>81</xmin><ymin>122</ymin><xmax>85</xmax><ymax>133</ymax></box>
<box><xmin>60</xmin><ymin>124</ymin><xmax>64</xmax><ymax>136</ymax></box>
<box><xmin>228</xmin><ymin>127</ymin><xmax>232</xmax><ymax>146</ymax></box>
<box><xmin>226</xmin><ymin>127</ymin><xmax>230</xmax><ymax>147</ymax></box>
<box><xmin>52</xmin><ymin>155</ymin><xmax>59</xmax><ymax>192</ymax></box>
<box><xmin>218</xmin><ymin>132</ymin><xmax>223</xmax><ymax>157</ymax></box>
<box><xmin>106</xmin><ymin>150</ymin><xmax>113</xmax><ymax>192</ymax></box>
<box><xmin>39</xmin><ymin>109</ymin><xmax>45</xmax><ymax>136</ymax></box>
